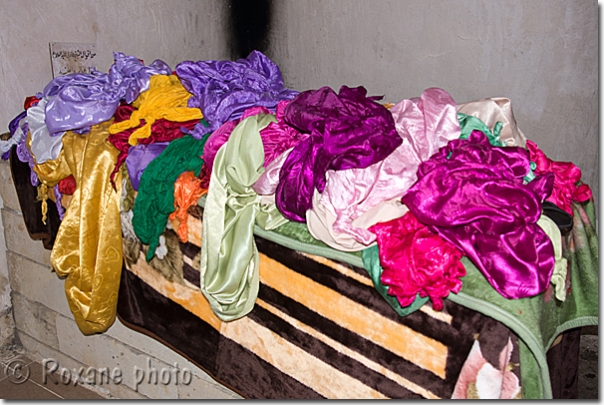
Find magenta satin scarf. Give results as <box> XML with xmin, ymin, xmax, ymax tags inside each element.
<box><xmin>402</xmin><ymin>130</ymin><xmax>556</xmax><ymax>299</ymax></box>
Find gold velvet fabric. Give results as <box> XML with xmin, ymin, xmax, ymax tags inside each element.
<box><xmin>34</xmin><ymin>120</ymin><xmax>123</xmax><ymax>335</ymax></box>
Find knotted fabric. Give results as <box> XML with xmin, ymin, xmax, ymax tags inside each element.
<box><xmin>35</xmin><ymin>120</ymin><xmax>123</xmax><ymax>335</ymax></box>
<box><xmin>200</xmin><ymin>113</ymin><xmax>288</xmax><ymax>321</ymax></box>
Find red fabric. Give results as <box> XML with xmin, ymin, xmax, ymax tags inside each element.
<box><xmin>526</xmin><ymin>140</ymin><xmax>592</xmax><ymax>216</ymax></box>
<box><xmin>57</xmin><ymin>175</ymin><xmax>76</xmax><ymax>195</ymax></box>
<box><xmin>369</xmin><ymin>212</ymin><xmax>466</xmax><ymax>311</ymax></box>
<box><xmin>107</xmin><ymin>103</ymin><xmax>200</xmax><ymax>187</ymax></box>
<box><xmin>24</xmin><ymin>96</ymin><xmax>40</xmax><ymax>110</ymax></box>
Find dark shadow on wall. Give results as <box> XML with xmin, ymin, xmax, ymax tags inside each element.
<box><xmin>228</xmin><ymin>0</ymin><xmax>272</xmax><ymax>60</ymax></box>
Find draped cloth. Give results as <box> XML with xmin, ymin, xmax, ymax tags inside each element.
<box><xmin>526</xmin><ymin>140</ymin><xmax>592</xmax><ymax>216</ymax></box>
<box><xmin>200</xmin><ymin>113</ymin><xmax>288</xmax><ymax>321</ymax></box>
<box><xmin>305</xmin><ymin>88</ymin><xmax>460</xmax><ymax>251</ymax></box>
<box><xmin>132</xmin><ymin>135</ymin><xmax>208</xmax><ymax>261</ymax></box>
<box><xmin>34</xmin><ymin>120</ymin><xmax>123</xmax><ymax>335</ymax></box>
<box><xmin>43</xmin><ymin>52</ymin><xmax>171</xmax><ymax>136</ymax></box>
<box><xmin>456</xmin><ymin>97</ymin><xmax>527</xmax><ymax>147</ymax></box>
<box><xmin>402</xmin><ymin>130</ymin><xmax>556</xmax><ymax>300</ymax></box>
<box><xmin>175</xmin><ymin>50</ymin><xmax>298</xmax><ymax>137</ymax></box>
<box><xmin>108</xmin><ymin>74</ymin><xmax>203</xmax><ymax>146</ymax></box>
<box><xmin>276</xmin><ymin>85</ymin><xmax>402</xmax><ymax>222</ymax></box>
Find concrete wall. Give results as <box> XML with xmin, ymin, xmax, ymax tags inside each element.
<box><xmin>267</xmin><ymin>0</ymin><xmax>599</xmax><ymax>211</ymax></box>
<box><xmin>0</xmin><ymin>0</ymin><xmax>598</xmax><ymax>399</ymax></box>
<box><xmin>0</xmin><ymin>0</ymin><xmax>240</xmax><ymax>398</ymax></box>
<box><xmin>0</xmin><ymin>159</ymin><xmax>241</xmax><ymax>398</ymax></box>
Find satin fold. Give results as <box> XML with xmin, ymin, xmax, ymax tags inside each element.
<box><xmin>276</xmin><ymin>85</ymin><xmax>402</xmax><ymax>222</ymax></box>
<box><xmin>35</xmin><ymin>120</ymin><xmax>123</xmax><ymax>335</ymax></box>
<box><xmin>200</xmin><ymin>113</ymin><xmax>287</xmax><ymax>321</ymax></box>
<box><xmin>537</xmin><ymin>214</ymin><xmax>568</xmax><ymax>301</ymax></box>
<box><xmin>108</xmin><ymin>74</ymin><xmax>203</xmax><ymax>146</ymax></box>
<box><xmin>306</xmin><ymin>87</ymin><xmax>460</xmax><ymax>251</ymax></box>
<box><xmin>526</xmin><ymin>140</ymin><xmax>592</xmax><ymax>216</ymax></box>
<box><xmin>175</xmin><ymin>50</ymin><xmax>298</xmax><ymax>138</ymax></box>
<box><xmin>43</xmin><ymin>52</ymin><xmax>171</xmax><ymax>136</ymax></box>
<box><xmin>402</xmin><ymin>130</ymin><xmax>555</xmax><ymax>299</ymax></box>
<box><xmin>456</xmin><ymin>97</ymin><xmax>527</xmax><ymax>147</ymax></box>
<box><xmin>369</xmin><ymin>212</ymin><xmax>466</xmax><ymax>311</ymax></box>
<box><xmin>132</xmin><ymin>135</ymin><xmax>208</xmax><ymax>261</ymax></box>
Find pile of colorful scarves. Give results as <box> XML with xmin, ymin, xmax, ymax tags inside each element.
<box><xmin>3</xmin><ymin>51</ymin><xmax>593</xmax><ymax>333</ymax></box>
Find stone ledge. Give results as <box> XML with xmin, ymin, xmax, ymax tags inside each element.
<box><xmin>2</xmin><ymin>208</ymin><xmax>51</xmax><ymax>267</ymax></box>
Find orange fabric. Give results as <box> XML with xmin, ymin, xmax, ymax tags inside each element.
<box><xmin>169</xmin><ymin>171</ymin><xmax>207</xmax><ymax>242</ymax></box>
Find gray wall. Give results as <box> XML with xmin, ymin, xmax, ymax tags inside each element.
<box><xmin>0</xmin><ymin>0</ymin><xmax>231</xmax><ymax>350</ymax></box>
<box><xmin>268</xmin><ymin>0</ymin><xmax>598</xmax><ymax>211</ymax></box>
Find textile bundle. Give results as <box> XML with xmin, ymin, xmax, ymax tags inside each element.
<box><xmin>3</xmin><ymin>50</ymin><xmax>597</xmax><ymax>398</ymax></box>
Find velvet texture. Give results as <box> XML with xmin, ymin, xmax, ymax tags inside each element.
<box><xmin>276</xmin><ymin>85</ymin><xmax>402</xmax><ymax>222</ymax></box>
<box><xmin>9</xmin><ymin>147</ymin><xmax>61</xmax><ymax>249</ymax></box>
<box><xmin>402</xmin><ymin>130</ymin><xmax>555</xmax><ymax>299</ymax></box>
<box><xmin>119</xmin><ymin>206</ymin><xmax>523</xmax><ymax>398</ymax></box>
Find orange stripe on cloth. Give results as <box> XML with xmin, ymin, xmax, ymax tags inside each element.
<box><xmin>221</xmin><ymin>313</ymin><xmax>389</xmax><ymax>399</ymax></box>
<box><xmin>256</xmin><ymin>298</ymin><xmax>441</xmax><ymax>399</ymax></box>
<box><xmin>299</xmin><ymin>252</ymin><xmax>374</xmax><ymax>287</ymax></box>
<box><xmin>128</xmin><ymin>251</ymin><xmax>222</xmax><ymax>330</ymax></box>
<box><xmin>257</xmin><ymin>253</ymin><xmax>448</xmax><ymax>379</ymax></box>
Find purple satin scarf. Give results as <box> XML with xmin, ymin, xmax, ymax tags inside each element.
<box><xmin>275</xmin><ymin>85</ymin><xmax>402</xmax><ymax>222</ymax></box>
<box><xmin>175</xmin><ymin>50</ymin><xmax>298</xmax><ymax>138</ymax></box>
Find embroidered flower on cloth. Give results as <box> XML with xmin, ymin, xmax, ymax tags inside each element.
<box><xmin>452</xmin><ymin>338</ymin><xmax>521</xmax><ymax>399</ymax></box>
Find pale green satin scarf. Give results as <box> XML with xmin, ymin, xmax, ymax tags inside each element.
<box><xmin>199</xmin><ymin>113</ymin><xmax>288</xmax><ymax>321</ymax></box>
<box><xmin>537</xmin><ymin>214</ymin><xmax>568</xmax><ymax>301</ymax></box>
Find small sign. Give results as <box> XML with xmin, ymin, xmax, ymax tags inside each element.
<box><xmin>49</xmin><ymin>42</ymin><xmax>97</xmax><ymax>77</ymax></box>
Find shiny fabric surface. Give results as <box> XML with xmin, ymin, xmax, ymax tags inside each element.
<box><xmin>125</xmin><ymin>142</ymin><xmax>169</xmax><ymax>191</ymax></box>
<box><xmin>107</xmin><ymin>103</ymin><xmax>199</xmax><ymax>186</ymax></box>
<box><xmin>537</xmin><ymin>214</ymin><xmax>567</xmax><ymax>301</ymax></box>
<box><xmin>200</xmin><ymin>113</ymin><xmax>288</xmax><ymax>321</ymax></box>
<box><xmin>276</xmin><ymin>85</ymin><xmax>402</xmax><ymax>222</ymax></box>
<box><xmin>526</xmin><ymin>140</ymin><xmax>592</xmax><ymax>216</ymax></box>
<box><xmin>1</xmin><ymin>112</ymin><xmax>27</xmax><ymax>156</ymax></box>
<box><xmin>43</xmin><ymin>52</ymin><xmax>171</xmax><ymax>136</ymax></box>
<box><xmin>204</xmin><ymin>101</ymin><xmax>308</xmax><ymax>177</ymax></box>
<box><xmin>133</xmin><ymin>135</ymin><xmax>208</xmax><ymax>261</ymax></box>
<box><xmin>169</xmin><ymin>171</ymin><xmax>206</xmax><ymax>243</ymax></box>
<box><xmin>28</xmin><ymin>97</ymin><xmax>66</xmax><ymax>164</ymax></box>
<box><xmin>402</xmin><ymin>130</ymin><xmax>556</xmax><ymax>299</ymax></box>
<box><xmin>35</xmin><ymin>120</ymin><xmax>123</xmax><ymax>335</ymax></box>
<box><xmin>361</xmin><ymin>245</ymin><xmax>430</xmax><ymax>317</ymax></box>
<box><xmin>17</xmin><ymin>130</ymin><xmax>39</xmax><ymax>187</ymax></box>
<box><xmin>175</xmin><ymin>50</ymin><xmax>298</xmax><ymax>137</ymax></box>
<box><xmin>369</xmin><ymin>212</ymin><xmax>466</xmax><ymax>311</ymax></box>
<box><xmin>201</xmin><ymin>106</ymin><xmax>270</xmax><ymax>172</ymax></box>
<box><xmin>306</xmin><ymin>88</ymin><xmax>460</xmax><ymax>250</ymax></box>
<box><xmin>108</xmin><ymin>74</ymin><xmax>203</xmax><ymax>146</ymax></box>
<box><xmin>456</xmin><ymin>97</ymin><xmax>527</xmax><ymax>147</ymax></box>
